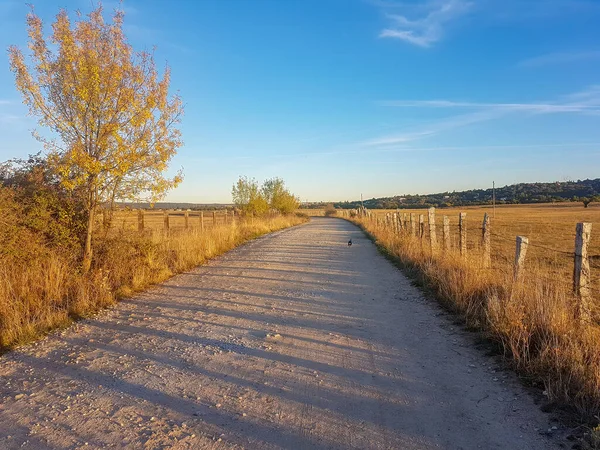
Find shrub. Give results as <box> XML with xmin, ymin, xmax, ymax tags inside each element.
<box><xmin>324</xmin><ymin>203</ymin><xmax>337</xmax><ymax>216</ymax></box>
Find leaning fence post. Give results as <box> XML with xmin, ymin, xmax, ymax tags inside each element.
<box><xmin>574</xmin><ymin>222</ymin><xmax>592</xmax><ymax>322</ymax></box>
<box><xmin>459</xmin><ymin>212</ymin><xmax>467</xmax><ymax>257</ymax></box>
<box><xmin>224</xmin><ymin>210</ymin><xmax>228</xmax><ymax>224</ymax></box>
<box><xmin>410</xmin><ymin>213</ymin><xmax>416</xmax><ymax>236</ymax></box>
<box><xmin>138</xmin><ymin>209</ymin><xmax>145</xmax><ymax>232</ymax></box>
<box><xmin>443</xmin><ymin>216</ymin><xmax>450</xmax><ymax>250</ymax></box>
<box><xmin>163</xmin><ymin>210</ymin><xmax>170</xmax><ymax>232</ymax></box>
<box><xmin>213</xmin><ymin>211</ymin><xmax>217</xmax><ymax>227</ymax></box>
<box><xmin>514</xmin><ymin>236</ymin><xmax>529</xmax><ymax>280</ymax></box>
<box><xmin>200</xmin><ymin>211</ymin><xmax>204</xmax><ymax>232</ymax></box>
<box><xmin>482</xmin><ymin>213</ymin><xmax>491</xmax><ymax>268</ymax></box>
<box><xmin>428</xmin><ymin>207</ymin><xmax>437</xmax><ymax>251</ymax></box>
<box><xmin>184</xmin><ymin>211</ymin><xmax>189</xmax><ymax>230</ymax></box>
<box><xmin>419</xmin><ymin>214</ymin><xmax>425</xmax><ymax>239</ymax></box>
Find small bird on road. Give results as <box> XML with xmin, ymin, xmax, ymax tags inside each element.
<box><xmin>348</xmin><ymin>239</ymin><xmax>352</xmax><ymax>246</ymax></box>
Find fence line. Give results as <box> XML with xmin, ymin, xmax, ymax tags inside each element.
<box><xmin>101</xmin><ymin>209</ymin><xmax>250</xmax><ymax>234</ymax></box>
<box><xmin>349</xmin><ymin>207</ymin><xmax>594</xmax><ymax>324</ymax></box>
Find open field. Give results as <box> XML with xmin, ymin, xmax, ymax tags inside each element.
<box><xmin>363</xmin><ymin>203</ymin><xmax>600</xmax><ymax>306</ymax></box>
<box><xmin>109</xmin><ymin>209</ymin><xmax>234</xmax><ymax>232</ymax></box>
<box><xmin>348</xmin><ymin>202</ymin><xmax>600</xmax><ymax>423</ymax></box>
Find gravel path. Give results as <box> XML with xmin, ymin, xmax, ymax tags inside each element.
<box><xmin>0</xmin><ymin>218</ymin><xmax>561</xmax><ymax>449</ymax></box>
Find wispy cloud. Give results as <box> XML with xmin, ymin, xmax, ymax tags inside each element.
<box><xmin>363</xmin><ymin>110</ymin><xmax>502</xmax><ymax>146</ymax></box>
<box><xmin>519</xmin><ymin>51</ymin><xmax>600</xmax><ymax>68</ymax></box>
<box><xmin>365</xmin><ymin>86</ymin><xmax>600</xmax><ymax>147</ymax></box>
<box><xmin>379</xmin><ymin>86</ymin><xmax>600</xmax><ymax>115</ymax></box>
<box><xmin>378</xmin><ymin>0</ymin><xmax>473</xmax><ymax>47</ymax></box>
<box><xmin>374</xmin><ymin>0</ymin><xmax>600</xmax><ymax>48</ymax></box>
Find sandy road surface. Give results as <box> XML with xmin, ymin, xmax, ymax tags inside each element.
<box><xmin>0</xmin><ymin>218</ymin><xmax>561</xmax><ymax>449</ymax></box>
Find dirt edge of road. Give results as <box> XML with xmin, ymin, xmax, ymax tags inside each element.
<box><xmin>347</xmin><ymin>217</ymin><xmax>586</xmax><ymax>445</ymax></box>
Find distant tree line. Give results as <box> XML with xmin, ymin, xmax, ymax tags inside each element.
<box><xmin>301</xmin><ymin>178</ymin><xmax>600</xmax><ymax>210</ymax></box>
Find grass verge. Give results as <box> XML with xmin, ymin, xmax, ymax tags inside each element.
<box><xmin>0</xmin><ymin>214</ymin><xmax>307</xmax><ymax>351</ymax></box>
<box><xmin>349</xmin><ymin>216</ymin><xmax>600</xmax><ymax>438</ymax></box>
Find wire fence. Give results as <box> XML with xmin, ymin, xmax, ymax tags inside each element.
<box><xmin>340</xmin><ymin>206</ymin><xmax>597</xmax><ymax>323</ymax></box>
<box><xmin>100</xmin><ymin>209</ymin><xmax>241</xmax><ymax>235</ymax></box>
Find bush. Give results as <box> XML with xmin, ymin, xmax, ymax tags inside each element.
<box><xmin>324</xmin><ymin>203</ymin><xmax>337</xmax><ymax>217</ymax></box>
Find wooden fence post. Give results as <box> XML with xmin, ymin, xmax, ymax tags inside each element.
<box><xmin>410</xmin><ymin>213</ymin><xmax>416</xmax><ymax>236</ymax></box>
<box><xmin>419</xmin><ymin>214</ymin><xmax>425</xmax><ymax>239</ymax></box>
<box><xmin>459</xmin><ymin>212</ymin><xmax>467</xmax><ymax>257</ymax></box>
<box><xmin>574</xmin><ymin>222</ymin><xmax>592</xmax><ymax>322</ymax></box>
<box><xmin>163</xmin><ymin>210</ymin><xmax>170</xmax><ymax>232</ymax></box>
<box><xmin>443</xmin><ymin>216</ymin><xmax>450</xmax><ymax>250</ymax></box>
<box><xmin>224</xmin><ymin>210</ymin><xmax>228</xmax><ymax>224</ymax></box>
<box><xmin>138</xmin><ymin>209</ymin><xmax>145</xmax><ymax>232</ymax></box>
<box><xmin>184</xmin><ymin>211</ymin><xmax>189</xmax><ymax>230</ymax></box>
<box><xmin>482</xmin><ymin>213</ymin><xmax>491</xmax><ymax>268</ymax></box>
<box><xmin>200</xmin><ymin>211</ymin><xmax>204</xmax><ymax>232</ymax></box>
<box><xmin>213</xmin><ymin>211</ymin><xmax>217</xmax><ymax>227</ymax></box>
<box><xmin>428</xmin><ymin>207</ymin><xmax>437</xmax><ymax>251</ymax></box>
<box><xmin>514</xmin><ymin>236</ymin><xmax>529</xmax><ymax>280</ymax></box>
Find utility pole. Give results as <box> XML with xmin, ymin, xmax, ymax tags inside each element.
<box><xmin>492</xmin><ymin>181</ymin><xmax>496</xmax><ymax>218</ymax></box>
<box><xmin>360</xmin><ymin>193</ymin><xmax>364</xmax><ymax>217</ymax></box>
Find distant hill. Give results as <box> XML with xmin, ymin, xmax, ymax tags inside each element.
<box><xmin>306</xmin><ymin>178</ymin><xmax>600</xmax><ymax>210</ymax></box>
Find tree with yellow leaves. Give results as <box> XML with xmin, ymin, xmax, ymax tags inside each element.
<box><xmin>9</xmin><ymin>5</ymin><xmax>184</xmax><ymax>272</ymax></box>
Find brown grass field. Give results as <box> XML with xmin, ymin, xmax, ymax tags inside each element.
<box><xmin>367</xmin><ymin>203</ymin><xmax>600</xmax><ymax>297</ymax></box>
<box><xmin>110</xmin><ymin>209</ymin><xmax>233</xmax><ymax>231</ymax></box>
<box><xmin>344</xmin><ymin>202</ymin><xmax>600</xmax><ymax>422</ymax></box>
<box><xmin>0</xmin><ymin>213</ymin><xmax>307</xmax><ymax>350</ymax></box>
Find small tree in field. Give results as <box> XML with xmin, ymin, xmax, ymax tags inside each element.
<box><xmin>9</xmin><ymin>5</ymin><xmax>183</xmax><ymax>272</ymax></box>
<box><xmin>262</xmin><ymin>177</ymin><xmax>300</xmax><ymax>214</ymax></box>
<box><xmin>581</xmin><ymin>196</ymin><xmax>600</xmax><ymax>208</ymax></box>
<box><xmin>232</xmin><ymin>176</ymin><xmax>269</xmax><ymax>215</ymax></box>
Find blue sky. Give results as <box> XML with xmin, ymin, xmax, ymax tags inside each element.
<box><xmin>1</xmin><ymin>0</ymin><xmax>600</xmax><ymax>203</ymax></box>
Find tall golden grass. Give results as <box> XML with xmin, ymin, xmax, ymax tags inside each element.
<box><xmin>0</xmin><ymin>214</ymin><xmax>306</xmax><ymax>350</ymax></box>
<box><xmin>351</xmin><ymin>211</ymin><xmax>600</xmax><ymax>422</ymax></box>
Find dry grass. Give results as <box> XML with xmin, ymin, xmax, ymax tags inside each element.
<box><xmin>110</xmin><ymin>209</ymin><xmax>233</xmax><ymax>231</ymax></box>
<box><xmin>0</xmin><ymin>214</ymin><xmax>307</xmax><ymax>350</ymax></box>
<box><xmin>371</xmin><ymin>203</ymin><xmax>600</xmax><ymax>306</ymax></box>
<box><xmin>351</xmin><ymin>203</ymin><xmax>600</xmax><ymax>423</ymax></box>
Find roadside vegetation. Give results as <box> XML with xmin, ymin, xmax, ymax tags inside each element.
<box><xmin>0</xmin><ymin>156</ymin><xmax>305</xmax><ymax>350</ymax></box>
<box><xmin>0</xmin><ymin>6</ymin><xmax>306</xmax><ymax>350</ymax></box>
<box><xmin>232</xmin><ymin>176</ymin><xmax>300</xmax><ymax>215</ymax></box>
<box><xmin>350</xmin><ymin>212</ymin><xmax>600</xmax><ymax>429</ymax></box>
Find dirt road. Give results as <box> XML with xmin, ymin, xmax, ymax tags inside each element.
<box><xmin>0</xmin><ymin>218</ymin><xmax>560</xmax><ymax>449</ymax></box>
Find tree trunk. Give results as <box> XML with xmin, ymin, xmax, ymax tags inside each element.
<box><xmin>82</xmin><ymin>206</ymin><xmax>95</xmax><ymax>273</ymax></box>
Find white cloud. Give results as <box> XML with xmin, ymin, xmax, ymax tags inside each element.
<box><xmin>378</xmin><ymin>0</ymin><xmax>473</xmax><ymax>47</ymax></box>
<box><xmin>363</xmin><ymin>110</ymin><xmax>502</xmax><ymax>147</ymax></box>
<box><xmin>519</xmin><ymin>51</ymin><xmax>600</xmax><ymax>67</ymax></box>
<box><xmin>365</xmin><ymin>86</ymin><xmax>600</xmax><ymax>148</ymax></box>
<box><xmin>379</xmin><ymin>86</ymin><xmax>600</xmax><ymax>115</ymax></box>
